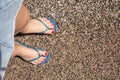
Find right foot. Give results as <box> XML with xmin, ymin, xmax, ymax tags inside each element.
<box><xmin>21</xmin><ymin>17</ymin><xmax>58</xmax><ymax>34</ymax></box>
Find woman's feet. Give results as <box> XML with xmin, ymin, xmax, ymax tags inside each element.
<box><xmin>13</xmin><ymin>17</ymin><xmax>58</xmax><ymax>65</ymax></box>
<box><xmin>21</xmin><ymin>17</ymin><xmax>56</xmax><ymax>34</ymax></box>
<box><xmin>14</xmin><ymin>4</ymin><xmax>58</xmax><ymax>66</ymax></box>
<box><xmin>12</xmin><ymin>42</ymin><xmax>49</xmax><ymax>66</ymax></box>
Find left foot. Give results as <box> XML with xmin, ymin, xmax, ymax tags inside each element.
<box><xmin>13</xmin><ymin>42</ymin><xmax>50</xmax><ymax>66</ymax></box>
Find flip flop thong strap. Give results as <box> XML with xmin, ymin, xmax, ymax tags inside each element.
<box><xmin>37</xmin><ymin>18</ymin><xmax>52</xmax><ymax>34</ymax></box>
<box><xmin>27</xmin><ymin>48</ymin><xmax>41</xmax><ymax>62</ymax></box>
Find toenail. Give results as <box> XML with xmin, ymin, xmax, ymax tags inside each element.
<box><xmin>45</xmin><ymin>52</ymin><xmax>48</xmax><ymax>56</ymax></box>
<box><xmin>52</xmin><ymin>30</ymin><xmax>54</xmax><ymax>34</ymax></box>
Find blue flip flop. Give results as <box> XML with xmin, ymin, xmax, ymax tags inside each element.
<box><xmin>37</xmin><ymin>17</ymin><xmax>59</xmax><ymax>34</ymax></box>
<box><xmin>15</xmin><ymin>41</ymin><xmax>50</xmax><ymax>66</ymax></box>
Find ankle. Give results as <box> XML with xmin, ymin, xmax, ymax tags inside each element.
<box><xmin>13</xmin><ymin>43</ymin><xmax>23</xmax><ymax>56</ymax></box>
<box><xmin>20</xmin><ymin>20</ymin><xmax>33</xmax><ymax>33</ymax></box>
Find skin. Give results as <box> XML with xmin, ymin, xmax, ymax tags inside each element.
<box><xmin>11</xmin><ymin>4</ymin><xmax>55</xmax><ymax>65</ymax></box>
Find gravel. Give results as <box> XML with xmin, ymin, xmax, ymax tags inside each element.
<box><xmin>4</xmin><ymin>0</ymin><xmax>120</xmax><ymax>80</ymax></box>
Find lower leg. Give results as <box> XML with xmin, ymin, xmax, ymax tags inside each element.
<box><xmin>12</xmin><ymin>4</ymin><xmax>31</xmax><ymax>57</ymax></box>
<box><xmin>15</xmin><ymin>4</ymin><xmax>54</xmax><ymax>35</ymax></box>
<box><xmin>15</xmin><ymin>4</ymin><xmax>30</xmax><ymax>34</ymax></box>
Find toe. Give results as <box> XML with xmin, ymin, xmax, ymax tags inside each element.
<box><xmin>40</xmin><ymin>51</ymin><xmax>49</xmax><ymax>56</ymax></box>
<box><xmin>44</xmin><ymin>29</ymin><xmax>55</xmax><ymax>34</ymax></box>
<box><xmin>32</xmin><ymin>60</ymin><xmax>39</xmax><ymax>65</ymax></box>
<box><xmin>38</xmin><ymin>57</ymin><xmax>46</xmax><ymax>63</ymax></box>
<box><xmin>32</xmin><ymin>57</ymin><xmax>46</xmax><ymax>65</ymax></box>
